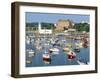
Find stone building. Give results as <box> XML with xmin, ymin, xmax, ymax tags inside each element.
<box><xmin>55</xmin><ymin>19</ymin><xmax>74</xmax><ymax>31</ymax></box>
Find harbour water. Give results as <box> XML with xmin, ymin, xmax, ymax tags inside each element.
<box><xmin>26</xmin><ymin>33</ymin><xmax>90</xmax><ymax>67</ymax></box>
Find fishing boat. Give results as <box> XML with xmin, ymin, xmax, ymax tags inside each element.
<box><xmin>67</xmin><ymin>51</ymin><xmax>76</xmax><ymax>60</ymax></box>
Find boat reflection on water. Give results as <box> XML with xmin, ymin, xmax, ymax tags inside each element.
<box><xmin>43</xmin><ymin>58</ymin><xmax>51</xmax><ymax>64</ymax></box>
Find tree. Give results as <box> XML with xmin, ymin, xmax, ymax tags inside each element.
<box><xmin>74</xmin><ymin>23</ymin><xmax>89</xmax><ymax>32</ymax></box>
<box><xmin>41</xmin><ymin>23</ymin><xmax>54</xmax><ymax>29</ymax></box>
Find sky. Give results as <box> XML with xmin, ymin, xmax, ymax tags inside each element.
<box><xmin>26</xmin><ymin>12</ymin><xmax>90</xmax><ymax>24</ymax></box>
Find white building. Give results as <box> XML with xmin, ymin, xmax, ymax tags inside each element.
<box><xmin>38</xmin><ymin>23</ymin><xmax>52</xmax><ymax>34</ymax></box>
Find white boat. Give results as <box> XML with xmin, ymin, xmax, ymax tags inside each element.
<box><xmin>49</xmin><ymin>48</ymin><xmax>59</xmax><ymax>52</ymax></box>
